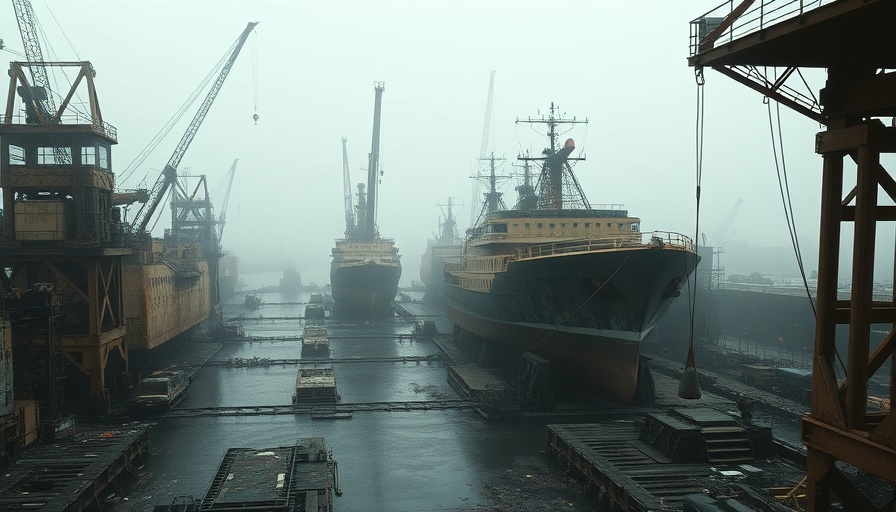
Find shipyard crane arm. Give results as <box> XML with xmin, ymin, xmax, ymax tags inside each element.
<box><xmin>709</xmin><ymin>198</ymin><xmax>743</xmax><ymax>246</ymax></box>
<box><xmin>132</xmin><ymin>21</ymin><xmax>258</xmax><ymax>234</ymax></box>
<box><xmin>341</xmin><ymin>137</ymin><xmax>355</xmax><ymax>237</ymax></box>
<box><xmin>472</xmin><ymin>71</ymin><xmax>496</xmax><ymax>227</ymax></box>
<box><xmin>12</xmin><ymin>0</ymin><xmax>56</xmax><ymax>119</ymax></box>
<box><xmin>216</xmin><ymin>159</ymin><xmax>239</xmax><ymax>243</ymax></box>
<box><xmin>479</xmin><ymin>70</ymin><xmax>495</xmax><ymax>159</ymax></box>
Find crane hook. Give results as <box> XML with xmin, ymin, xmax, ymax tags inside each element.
<box><xmin>253</xmin><ymin>113</ymin><xmax>259</xmax><ymax>125</ymax></box>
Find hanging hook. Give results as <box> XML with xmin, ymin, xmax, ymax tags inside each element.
<box><xmin>695</xmin><ymin>67</ymin><xmax>705</xmax><ymax>86</ymax></box>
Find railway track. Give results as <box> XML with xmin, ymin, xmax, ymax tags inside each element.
<box><xmin>206</xmin><ymin>354</ymin><xmax>442</xmax><ymax>367</ymax></box>
<box><xmin>217</xmin><ymin>333</ymin><xmax>428</xmax><ymax>343</ymax></box>
<box><xmin>165</xmin><ymin>399</ymin><xmax>478</xmax><ymax>418</ymax></box>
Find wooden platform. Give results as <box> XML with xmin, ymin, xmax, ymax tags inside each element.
<box><xmin>447</xmin><ymin>364</ymin><xmax>509</xmax><ymax>398</ymax></box>
<box><xmin>0</xmin><ymin>427</ymin><xmax>148</xmax><ymax>511</ymax></box>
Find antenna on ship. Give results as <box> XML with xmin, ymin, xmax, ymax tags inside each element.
<box><xmin>516</xmin><ymin>103</ymin><xmax>590</xmax><ymax>210</ymax></box>
<box><xmin>471</xmin><ymin>153</ymin><xmax>509</xmax><ymax>226</ymax></box>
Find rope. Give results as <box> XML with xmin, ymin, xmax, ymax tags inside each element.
<box><xmin>252</xmin><ymin>30</ymin><xmax>259</xmax><ymax>122</ymax></box>
<box><xmin>765</xmin><ymin>84</ymin><xmax>847</xmax><ymax>377</ymax></box>
<box><xmin>687</xmin><ymin>68</ymin><xmax>706</xmax><ymax>365</ymax></box>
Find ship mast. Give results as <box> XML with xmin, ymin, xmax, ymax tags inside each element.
<box><xmin>473</xmin><ymin>153</ymin><xmax>507</xmax><ymax>225</ymax></box>
<box><xmin>516</xmin><ymin>103</ymin><xmax>589</xmax><ymax>210</ymax></box>
<box><xmin>341</xmin><ymin>137</ymin><xmax>355</xmax><ymax>238</ymax></box>
<box><xmin>437</xmin><ymin>198</ymin><xmax>460</xmax><ymax>244</ymax></box>
<box><xmin>364</xmin><ymin>82</ymin><xmax>385</xmax><ymax>241</ymax></box>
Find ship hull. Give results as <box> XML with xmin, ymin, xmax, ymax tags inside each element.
<box><xmin>420</xmin><ymin>244</ymin><xmax>462</xmax><ymax>303</ymax></box>
<box><xmin>123</xmin><ymin>259</ymin><xmax>211</xmax><ymax>350</ymax></box>
<box><xmin>219</xmin><ymin>254</ymin><xmax>239</xmax><ymax>300</ymax></box>
<box><xmin>445</xmin><ymin>247</ymin><xmax>698</xmax><ymax>404</ymax></box>
<box><xmin>330</xmin><ymin>261</ymin><xmax>401</xmax><ymax>318</ymax></box>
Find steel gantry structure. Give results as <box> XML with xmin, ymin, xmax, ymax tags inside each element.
<box><xmin>688</xmin><ymin>0</ymin><xmax>896</xmax><ymax>509</ymax></box>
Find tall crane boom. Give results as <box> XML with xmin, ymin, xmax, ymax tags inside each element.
<box><xmin>216</xmin><ymin>159</ymin><xmax>239</xmax><ymax>243</ymax></box>
<box><xmin>133</xmin><ymin>21</ymin><xmax>258</xmax><ymax>234</ymax></box>
<box><xmin>479</xmin><ymin>70</ymin><xmax>495</xmax><ymax>160</ymax></box>
<box><xmin>472</xmin><ymin>70</ymin><xmax>495</xmax><ymax>227</ymax></box>
<box><xmin>363</xmin><ymin>82</ymin><xmax>385</xmax><ymax>241</ymax></box>
<box><xmin>12</xmin><ymin>0</ymin><xmax>56</xmax><ymax>118</ymax></box>
<box><xmin>341</xmin><ymin>137</ymin><xmax>355</xmax><ymax>238</ymax></box>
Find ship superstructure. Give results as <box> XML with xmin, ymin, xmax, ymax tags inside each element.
<box><xmin>444</xmin><ymin>104</ymin><xmax>699</xmax><ymax>404</ymax></box>
<box><xmin>420</xmin><ymin>198</ymin><xmax>463</xmax><ymax>302</ymax></box>
<box><xmin>330</xmin><ymin>83</ymin><xmax>401</xmax><ymax>318</ymax></box>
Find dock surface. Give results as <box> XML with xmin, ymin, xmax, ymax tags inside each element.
<box><xmin>0</xmin><ymin>427</ymin><xmax>147</xmax><ymax>512</ymax></box>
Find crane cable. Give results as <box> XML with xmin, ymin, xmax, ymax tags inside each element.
<box><xmin>118</xmin><ymin>48</ymin><xmax>232</xmax><ymax>184</ymax></box>
<box><xmin>679</xmin><ymin>68</ymin><xmax>705</xmax><ymax>400</ymax></box>
<box><xmin>764</xmin><ymin>81</ymin><xmax>847</xmax><ymax>377</ymax></box>
<box><xmin>252</xmin><ymin>30</ymin><xmax>259</xmax><ymax>124</ymax></box>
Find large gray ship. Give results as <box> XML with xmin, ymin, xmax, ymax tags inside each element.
<box><xmin>330</xmin><ymin>83</ymin><xmax>401</xmax><ymax>318</ymax></box>
<box><xmin>445</xmin><ymin>104</ymin><xmax>699</xmax><ymax>404</ymax></box>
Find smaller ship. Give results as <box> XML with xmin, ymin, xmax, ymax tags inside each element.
<box><xmin>218</xmin><ymin>252</ymin><xmax>239</xmax><ymax>299</ymax></box>
<box><xmin>330</xmin><ymin>83</ymin><xmax>401</xmax><ymax>318</ymax></box>
<box><xmin>134</xmin><ymin>371</ymin><xmax>188</xmax><ymax>414</ymax></box>
<box><xmin>244</xmin><ymin>293</ymin><xmax>261</xmax><ymax>310</ymax></box>
<box><xmin>280</xmin><ymin>265</ymin><xmax>303</xmax><ymax>292</ymax></box>
<box><xmin>420</xmin><ymin>198</ymin><xmax>463</xmax><ymax>303</ymax></box>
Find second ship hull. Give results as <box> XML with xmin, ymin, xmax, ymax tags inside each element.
<box><xmin>420</xmin><ymin>244</ymin><xmax>462</xmax><ymax>303</ymax></box>
<box><xmin>330</xmin><ymin>262</ymin><xmax>401</xmax><ymax>318</ymax></box>
<box><xmin>445</xmin><ymin>246</ymin><xmax>698</xmax><ymax>404</ymax></box>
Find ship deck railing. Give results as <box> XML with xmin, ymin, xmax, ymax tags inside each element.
<box><xmin>689</xmin><ymin>0</ymin><xmax>835</xmax><ymax>57</ymax></box>
<box><xmin>514</xmin><ymin>231</ymin><xmax>696</xmax><ymax>261</ymax></box>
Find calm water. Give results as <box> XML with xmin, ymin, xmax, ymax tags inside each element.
<box><xmin>114</xmin><ymin>275</ymin><xmax>565</xmax><ymax>512</ymax></box>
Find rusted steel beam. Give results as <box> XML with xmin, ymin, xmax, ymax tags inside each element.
<box><xmin>834</xmin><ymin>302</ymin><xmax>896</xmax><ymax>324</ymax></box>
<box><xmin>712</xmin><ymin>65</ymin><xmax>826</xmax><ymax>123</ymax></box>
<box><xmin>803</xmin><ymin>417</ymin><xmax>896</xmax><ymax>482</ymax></box>
<box><xmin>820</xmin><ymin>71</ymin><xmax>896</xmax><ymax>119</ymax></box>
<box><xmin>698</xmin><ymin>0</ymin><xmax>757</xmax><ymax>51</ymax></box>
<box><xmin>845</xmin><ymin>145</ymin><xmax>878</xmax><ymax>428</ymax></box>
<box><xmin>839</xmin><ymin>205</ymin><xmax>896</xmax><ymax>222</ymax></box>
<box><xmin>811</xmin><ymin>152</ymin><xmax>845</xmax><ymax>427</ymax></box>
<box><xmin>816</xmin><ymin>122</ymin><xmax>896</xmax><ymax>155</ymax></box>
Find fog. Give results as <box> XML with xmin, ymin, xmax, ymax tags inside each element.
<box><xmin>2</xmin><ymin>1</ymin><xmax>893</xmax><ymax>286</ymax></box>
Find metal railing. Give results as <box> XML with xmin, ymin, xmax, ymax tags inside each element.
<box><xmin>689</xmin><ymin>0</ymin><xmax>833</xmax><ymax>56</ymax></box>
<box><xmin>0</xmin><ymin>112</ymin><xmax>117</xmax><ymax>140</ymax></box>
<box><xmin>513</xmin><ymin>231</ymin><xmax>696</xmax><ymax>261</ymax></box>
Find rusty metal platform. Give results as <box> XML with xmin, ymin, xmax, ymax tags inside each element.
<box><xmin>547</xmin><ymin>420</ymin><xmax>803</xmax><ymax>511</ymax></box>
<box><xmin>198</xmin><ymin>437</ymin><xmax>335</xmax><ymax>512</ymax></box>
<box><xmin>0</xmin><ymin>427</ymin><xmax>148</xmax><ymax>511</ymax></box>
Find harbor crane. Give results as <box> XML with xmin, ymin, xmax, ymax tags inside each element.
<box><xmin>130</xmin><ymin>22</ymin><xmax>258</xmax><ymax>234</ymax></box>
<box><xmin>216</xmin><ymin>159</ymin><xmax>239</xmax><ymax>244</ymax></box>
<box><xmin>471</xmin><ymin>70</ymin><xmax>496</xmax><ymax>227</ymax></box>
<box><xmin>707</xmin><ymin>198</ymin><xmax>743</xmax><ymax>247</ymax></box>
<box><xmin>362</xmin><ymin>82</ymin><xmax>385</xmax><ymax>241</ymax></box>
<box><xmin>341</xmin><ymin>137</ymin><xmax>355</xmax><ymax>238</ymax></box>
<box><xmin>11</xmin><ymin>0</ymin><xmax>71</xmax><ymax>163</ymax></box>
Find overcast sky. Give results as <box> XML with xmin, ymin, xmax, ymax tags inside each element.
<box><xmin>2</xmin><ymin>1</ymin><xmax>893</xmax><ymax>286</ymax></box>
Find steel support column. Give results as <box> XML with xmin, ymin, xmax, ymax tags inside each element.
<box><xmin>804</xmin><ymin>120</ymin><xmax>896</xmax><ymax>510</ymax></box>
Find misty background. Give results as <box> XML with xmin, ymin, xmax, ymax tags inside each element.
<box><xmin>2</xmin><ymin>1</ymin><xmax>894</xmax><ymax>287</ymax></box>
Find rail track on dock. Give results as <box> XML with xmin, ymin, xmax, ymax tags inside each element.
<box><xmin>205</xmin><ymin>354</ymin><xmax>443</xmax><ymax>367</ymax></box>
<box><xmin>217</xmin><ymin>333</ymin><xmax>430</xmax><ymax>343</ymax></box>
<box><xmin>165</xmin><ymin>399</ymin><xmax>479</xmax><ymax>418</ymax></box>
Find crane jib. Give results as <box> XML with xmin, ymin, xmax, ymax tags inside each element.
<box><xmin>134</xmin><ymin>21</ymin><xmax>258</xmax><ymax>234</ymax></box>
